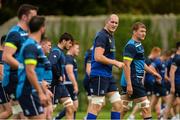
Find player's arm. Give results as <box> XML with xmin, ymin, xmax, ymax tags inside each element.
<box><xmin>24</xmin><ymin>45</ymin><xmax>48</xmax><ymax>106</ymax></box>
<box><xmin>144</xmin><ymin>64</ymin><xmax>162</xmax><ymax>82</ymax></box>
<box><xmin>95</xmin><ymin>47</ymin><xmax>124</xmax><ymax>68</ymax></box>
<box><xmin>169</xmin><ymin>64</ymin><xmax>177</xmax><ymax>94</ymax></box>
<box><xmin>86</xmin><ymin>63</ymin><xmax>91</xmax><ymax>76</ymax></box>
<box><xmin>0</xmin><ymin>64</ymin><xmax>3</xmax><ymax>80</ymax></box>
<box><xmin>2</xmin><ymin>32</ymin><xmax>20</xmax><ymax>69</ymax></box>
<box><xmin>123</xmin><ymin>59</ymin><xmax>133</xmax><ymax>95</ymax></box>
<box><xmin>65</xmin><ymin>64</ymin><xmax>78</xmax><ymax>93</ymax></box>
<box><xmin>164</xmin><ymin>68</ymin><xmax>170</xmax><ymax>82</ymax></box>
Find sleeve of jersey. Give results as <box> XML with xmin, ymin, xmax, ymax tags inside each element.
<box><xmin>172</xmin><ymin>56</ymin><xmax>179</xmax><ymax>67</ymax></box>
<box><xmin>48</xmin><ymin>50</ymin><xmax>62</xmax><ymax>77</ymax></box>
<box><xmin>4</xmin><ymin>31</ymin><xmax>21</xmax><ymax>49</ymax></box>
<box><xmin>65</xmin><ymin>56</ymin><xmax>73</xmax><ymax>65</ymax></box>
<box><xmin>123</xmin><ymin>44</ymin><xmax>136</xmax><ymax>61</ymax></box>
<box><xmin>95</xmin><ymin>34</ymin><xmax>107</xmax><ymax>49</ymax></box>
<box><xmin>23</xmin><ymin>44</ymin><xmax>38</xmax><ymax>66</ymax></box>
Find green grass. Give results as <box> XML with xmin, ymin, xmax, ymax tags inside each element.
<box><xmin>53</xmin><ymin>105</ymin><xmax>157</xmax><ymax>119</ymax></box>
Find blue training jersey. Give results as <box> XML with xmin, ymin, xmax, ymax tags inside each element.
<box><xmin>144</xmin><ymin>57</ymin><xmax>155</xmax><ymax>82</ymax></box>
<box><xmin>151</xmin><ymin>58</ymin><xmax>166</xmax><ymax>84</ymax></box>
<box><xmin>16</xmin><ymin>38</ymin><xmax>46</xmax><ymax>98</ymax></box>
<box><xmin>64</xmin><ymin>55</ymin><xmax>78</xmax><ymax>85</ymax></box>
<box><xmin>123</xmin><ymin>39</ymin><xmax>145</xmax><ymax>79</ymax></box>
<box><xmin>48</xmin><ymin>46</ymin><xmax>65</xmax><ymax>86</ymax></box>
<box><xmin>90</xmin><ymin>29</ymin><xmax>116</xmax><ymax>78</ymax></box>
<box><xmin>2</xmin><ymin>25</ymin><xmax>28</xmax><ymax>87</ymax></box>
<box><xmin>172</xmin><ymin>54</ymin><xmax>180</xmax><ymax>84</ymax></box>
<box><xmin>43</xmin><ymin>56</ymin><xmax>52</xmax><ymax>84</ymax></box>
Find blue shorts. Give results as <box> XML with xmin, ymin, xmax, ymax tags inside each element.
<box><xmin>153</xmin><ymin>82</ymin><xmax>168</xmax><ymax>97</ymax></box>
<box><xmin>121</xmin><ymin>77</ymin><xmax>147</xmax><ymax>99</ymax></box>
<box><xmin>165</xmin><ymin>81</ymin><xmax>171</xmax><ymax>94</ymax></box>
<box><xmin>175</xmin><ymin>84</ymin><xmax>180</xmax><ymax>97</ymax></box>
<box><xmin>3</xmin><ymin>70</ymin><xmax>18</xmax><ymax>100</ymax></box>
<box><xmin>18</xmin><ymin>91</ymin><xmax>44</xmax><ymax>117</ymax></box>
<box><xmin>144</xmin><ymin>80</ymin><xmax>154</xmax><ymax>96</ymax></box>
<box><xmin>51</xmin><ymin>83</ymin><xmax>70</xmax><ymax>104</ymax></box>
<box><xmin>65</xmin><ymin>84</ymin><xmax>78</xmax><ymax>101</ymax></box>
<box><xmin>0</xmin><ymin>83</ymin><xmax>10</xmax><ymax>104</ymax></box>
<box><xmin>89</xmin><ymin>76</ymin><xmax>118</xmax><ymax>96</ymax></box>
<box><xmin>83</xmin><ymin>77</ymin><xmax>91</xmax><ymax>96</ymax></box>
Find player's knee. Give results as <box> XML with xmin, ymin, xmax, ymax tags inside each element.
<box><xmin>109</xmin><ymin>92</ymin><xmax>121</xmax><ymax>104</ymax></box>
<box><xmin>91</xmin><ymin>95</ymin><xmax>105</xmax><ymax>106</ymax></box>
<box><xmin>121</xmin><ymin>100</ymin><xmax>133</xmax><ymax>111</ymax></box>
<box><xmin>66</xmin><ymin>105</ymin><xmax>74</xmax><ymax>114</ymax></box>
<box><xmin>63</xmin><ymin>98</ymin><xmax>73</xmax><ymax>108</ymax></box>
<box><xmin>137</xmin><ymin>99</ymin><xmax>150</xmax><ymax>109</ymax></box>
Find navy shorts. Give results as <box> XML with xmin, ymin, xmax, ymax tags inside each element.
<box><xmin>0</xmin><ymin>83</ymin><xmax>10</xmax><ymax>104</ymax></box>
<box><xmin>144</xmin><ymin>80</ymin><xmax>154</xmax><ymax>96</ymax></box>
<box><xmin>83</xmin><ymin>77</ymin><xmax>91</xmax><ymax>96</ymax></box>
<box><xmin>89</xmin><ymin>76</ymin><xmax>118</xmax><ymax>96</ymax></box>
<box><xmin>65</xmin><ymin>84</ymin><xmax>78</xmax><ymax>101</ymax></box>
<box><xmin>3</xmin><ymin>71</ymin><xmax>18</xmax><ymax>100</ymax></box>
<box><xmin>165</xmin><ymin>81</ymin><xmax>171</xmax><ymax>94</ymax></box>
<box><xmin>153</xmin><ymin>82</ymin><xmax>168</xmax><ymax>97</ymax></box>
<box><xmin>121</xmin><ymin>77</ymin><xmax>147</xmax><ymax>99</ymax></box>
<box><xmin>175</xmin><ymin>84</ymin><xmax>180</xmax><ymax>97</ymax></box>
<box><xmin>51</xmin><ymin>83</ymin><xmax>70</xmax><ymax>104</ymax></box>
<box><xmin>18</xmin><ymin>91</ymin><xmax>44</xmax><ymax>117</ymax></box>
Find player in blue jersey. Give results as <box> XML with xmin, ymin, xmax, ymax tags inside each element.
<box><xmin>2</xmin><ymin>4</ymin><xmax>38</xmax><ymax>119</ymax></box>
<box><xmin>125</xmin><ymin>47</ymin><xmax>162</xmax><ymax>120</ymax></box>
<box><xmin>57</xmin><ymin>42</ymin><xmax>80</xmax><ymax>119</ymax></box>
<box><xmin>40</xmin><ymin>37</ymin><xmax>53</xmax><ymax>120</ymax></box>
<box><xmin>0</xmin><ymin>35</ymin><xmax>12</xmax><ymax>119</ymax></box>
<box><xmin>17</xmin><ymin>16</ymin><xmax>48</xmax><ymax>119</ymax></box>
<box><xmin>86</xmin><ymin>14</ymin><xmax>124</xmax><ymax>120</ymax></box>
<box><xmin>122</xmin><ymin>22</ymin><xmax>162</xmax><ymax>119</ymax></box>
<box><xmin>163</xmin><ymin>42</ymin><xmax>180</xmax><ymax>119</ymax></box>
<box><xmin>149</xmin><ymin>51</ymin><xmax>171</xmax><ymax>118</ymax></box>
<box><xmin>48</xmin><ymin>32</ymin><xmax>74</xmax><ymax>119</ymax></box>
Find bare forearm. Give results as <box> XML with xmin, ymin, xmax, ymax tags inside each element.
<box><xmin>3</xmin><ymin>55</ymin><xmax>19</xmax><ymax>69</ymax></box>
<box><xmin>68</xmin><ymin>73</ymin><xmax>78</xmax><ymax>87</ymax></box>
<box><xmin>124</xmin><ymin>65</ymin><xmax>132</xmax><ymax>85</ymax></box>
<box><xmin>27</xmin><ymin>69</ymin><xmax>43</xmax><ymax>94</ymax></box>
<box><xmin>95</xmin><ymin>55</ymin><xmax>116</xmax><ymax>66</ymax></box>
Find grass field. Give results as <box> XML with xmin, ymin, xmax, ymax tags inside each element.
<box><xmin>53</xmin><ymin>105</ymin><xmax>157</xmax><ymax>119</ymax></box>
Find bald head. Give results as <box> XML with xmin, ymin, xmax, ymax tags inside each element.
<box><xmin>104</xmin><ymin>14</ymin><xmax>119</xmax><ymax>34</ymax></box>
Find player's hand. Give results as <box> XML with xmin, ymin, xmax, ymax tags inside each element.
<box><xmin>59</xmin><ymin>76</ymin><xmax>63</xmax><ymax>82</ymax></box>
<box><xmin>154</xmin><ymin>73</ymin><xmax>162</xmax><ymax>84</ymax></box>
<box><xmin>39</xmin><ymin>92</ymin><xmax>48</xmax><ymax>107</ymax></box>
<box><xmin>127</xmin><ymin>84</ymin><xmax>133</xmax><ymax>96</ymax></box>
<box><xmin>74</xmin><ymin>85</ymin><xmax>78</xmax><ymax>93</ymax></box>
<box><xmin>170</xmin><ymin>87</ymin><xmax>175</xmax><ymax>94</ymax></box>
<box><xmin>114</xmin><ymin>61</ymin><xmax>124</xmax><ymax>69</ymax></box>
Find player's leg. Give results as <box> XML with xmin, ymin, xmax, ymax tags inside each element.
<box><xmin>86</xmin><ymin>76</ymin><xmax>108</xmax><ymax>119</ymax></box>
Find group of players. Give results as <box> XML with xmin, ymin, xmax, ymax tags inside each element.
<box><xmin>0</xmin><ymin>3</ymin><xmax>179</xmax><ymax>120</ymax></box>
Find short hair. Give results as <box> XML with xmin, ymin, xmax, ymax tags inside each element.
<box><xmin>0</xmin><ymin>35</ymin><xmax>6</xmax><ymax>45</ymax></box>
<box><xmin>29</xmin><ymin>16</ymin><xmax>45</xmax><ymax>33</ymax></box>
<box><xmin>17</xmin><ymin>4</ymin><xmax>38</xmax><ymax>19</ymax></box>
<box><xmin>72</xmin><ymin>41</ymin><xmax>79</xmax><ymax>46</ymax></box>
<box><xmin>132</xmin><ymin>22</ymin><xmax>146</xmax><ymax>31</ymax></box>
<box><xmin>59</xmin><ymin>32</ymin><xmax>74</xmax><ymax>43</ymax></box>
<box><xmin>162</xmin><ymin>50</ymin><xmax>172</xmax><ymax>57</ymax></box>
<box><xmin>176</xmin><ymin>41</ymin><xmax>180</xmax><ymax>49</ymax></box>
<box><xmin>40</xmin><ymin>37</ymin><xmax>51</xmax><ymax>43</ymax></box>
<box><xmin>150</xmin><ymin>47</ymin><xmax>161</xmax><ymax>54</ymax></box>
